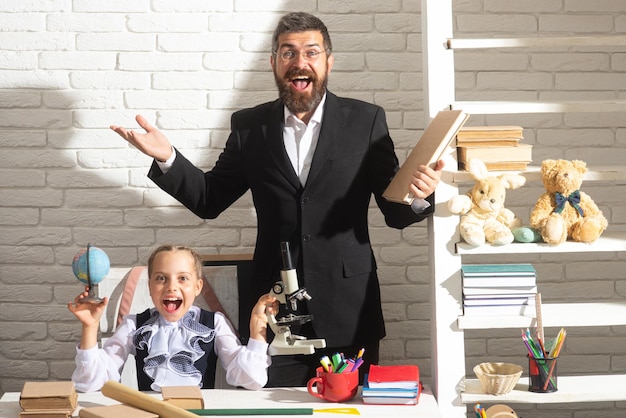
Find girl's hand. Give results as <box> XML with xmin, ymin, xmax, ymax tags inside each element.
<box><xmin>68</xmin><ymin>286</ymin><xmax>109</xmax><ymax>350</ymax></box>
<box><xmin>249</xmin><ymin>293</ymin><xmax>278</xmax><ymax>342</ymax></box>
<box><xmin>67</xmin><ymin>286</ymin><xmax>109</xmax><ymax>328</ymax></box>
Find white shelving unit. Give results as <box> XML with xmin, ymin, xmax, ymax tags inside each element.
<box><xmin>421</xmin><ymin>1</ymin><xmax>626</xmax><ymax>417</ymax></box>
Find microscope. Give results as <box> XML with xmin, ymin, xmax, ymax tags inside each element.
<box><xmin>266</xmin><ymin>242</ymin><xmax>326</xmax><ymax>356</ymax></box>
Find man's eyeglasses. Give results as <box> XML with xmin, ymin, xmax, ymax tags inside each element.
<box><xmin>274</xmin><ymin>49</ymin><xmax>329</xmax><ymax>63</ymax></box>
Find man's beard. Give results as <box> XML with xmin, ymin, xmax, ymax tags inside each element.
<box><xmin>275</xmin><ymin>68</ymin><xmax>328</xmax><ymax>115</ymax></box>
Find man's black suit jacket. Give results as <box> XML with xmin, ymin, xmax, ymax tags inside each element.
<box><xmin>149</xmin><ymin>91</ymin><xmax>434</xmax><ymax>348</ymax></box>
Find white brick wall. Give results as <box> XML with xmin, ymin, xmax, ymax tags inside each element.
<box><xmin>1</xmin><ymin>1</ymin><xmax>626</xmax><ymax>416</ymax></box>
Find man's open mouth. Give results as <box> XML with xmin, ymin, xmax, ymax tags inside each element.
<box><xmin>291</xmin><ymin>76</ymin><xmax>311</xmax><ymax>91</ymax></box>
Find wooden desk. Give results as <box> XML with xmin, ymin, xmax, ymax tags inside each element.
<box><xmin>1</xmin><ymin>386</ymin><xmax>442</xmax><ymax>417</ymax></box>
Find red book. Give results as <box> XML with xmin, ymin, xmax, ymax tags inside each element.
<box><xmin>367</xmin><ymin>364</ymin><xmax>420</xmax><ymax>389</ymax></box>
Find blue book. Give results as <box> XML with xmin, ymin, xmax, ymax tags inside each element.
<box><xmin>362</xmin><ymin>375</ymin><xmax>419</xmax><ymax>398</ymax></box>
<box><xmin>362</xmin><ymin>375</ymin><xmax>421</xmax><ymax>405</ymax></box>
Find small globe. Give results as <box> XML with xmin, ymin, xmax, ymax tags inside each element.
<box><xmin>72</xmin><ymin>246</ymin><xmax>110</xmax><ymax>285</ymax></box>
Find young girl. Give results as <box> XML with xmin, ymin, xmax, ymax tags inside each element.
<box><xmin>68</xmin><ymin>245</ymin><xmax>277</xmax><ymax>392</ymax></box>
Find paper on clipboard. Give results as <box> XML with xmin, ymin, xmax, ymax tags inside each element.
<box><xmin>383</xmin><ymin>109</ymin><xmax>469</xmax><ymax>205</ymax></box>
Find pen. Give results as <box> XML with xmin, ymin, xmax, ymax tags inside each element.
<box><xmin>542</xmin><ymin>328</ymin><xmax>567</xmax><ymax>391</ymax></box>
<box><xmin>521</xmin><ymin>332</ymin><xmax>538</xmax><ymax>358</ymax></box>
<box><xmin>474</xmin><ymin>403</ymin><xmax>483</xmax><ymax>418</ymax></box>
<box><xmin>523</xmin><ymin>329</ymin><xmax>542</xmax><ymax>359</ymax></box>
<box><xmin>537</xmin><ymin>338</ymin><xmax>548</xmax><ymax>357</ymax></box>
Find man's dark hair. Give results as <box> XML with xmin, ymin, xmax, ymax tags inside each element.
<box><xmin>272</xmin><ymin>12</ymin><xmax>332</xmax><ymax>55</ymax></box>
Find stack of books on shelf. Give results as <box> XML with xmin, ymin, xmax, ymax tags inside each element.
<box><xmin>18</xmin><ymin>381</ymin><xmax>78</xmax><ymax>418</ymax></box>
<box><xmin>462</xmin><ymin>263</ymin><xmax>537</xmax><ymax>316</ymax></box>
<box><xmin>362</xmin><ymin>364</ymin><xmax>421</xmax><ymax>405</ymax></box>
<box><xmin>456</xmin><ymin>125</ymin><xmax>532</xmax><ymax>171</ymax></box>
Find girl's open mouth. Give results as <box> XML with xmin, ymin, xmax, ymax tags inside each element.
<box><xmin>163</xmin><ymin>297</ymin><xmax>182</xmax><ymax>313</ymax></box>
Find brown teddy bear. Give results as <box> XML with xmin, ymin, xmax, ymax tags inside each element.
<box><xmin>530</xmin><ymin>159</ymin><xmax>608</xmax><ymax>245</ymax></box>
<box><xmin>448</xmin><ymin>158</ymin><xmax>526</xmax><ymax>246</ymax></box>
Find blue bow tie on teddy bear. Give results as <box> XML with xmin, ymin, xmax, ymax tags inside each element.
<box><xmin>554</xmin><ymin>190</ymin><xmax>584</xmax><ymax>216</ymax></box>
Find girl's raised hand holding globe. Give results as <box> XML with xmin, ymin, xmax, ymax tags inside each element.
<box><xmin>68</xmin><ymin>244</ymin><xmax>111</xmax><ymax>350</ymax></box>
<box><xmin>71</xmin><ymin>244</ymin><xmax>110</xmax><ymax>304</ymax></box>
<box><xmin>68</xmin><ymin>285</ymin><xmax>109</xmax><ymax>350</ymax></box>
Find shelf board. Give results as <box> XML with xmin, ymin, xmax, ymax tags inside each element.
<box><xmin>450</xmin><ymin>165</ymin><xmax>626</xmax><ymax>184</ymax></box>
<box><xmin>455</xmin><ymin>232</ymin><xmax>626</xmax><ymax>255</ymax></box>
<box><xmin>461</xmin><ymin>374</ymin><xmax>626</xmax><ymax>404</ymax></box>
<box><xmin>447</xmin><ymin>35</ymin><xmax>626</xmax><ymax>50</ymax></box>
<box><xmin>450</xmin><ymin>100</ymin><xmax>626</xmax><ymax>114</ymax></box>
<box><xmin>458</xmin><ymin>301</ymin><xmax>626</xmax><ymax>329</ymax></box>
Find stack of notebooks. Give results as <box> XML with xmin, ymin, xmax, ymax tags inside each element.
<box><xmin>362</xmin><ymin>364</ymin><xmax>421</xmax><ymax>405</ymax></box>
<box><xmin>462</xmin><ymin>264</ymin><xmax>537</xmax><ymax>316</ymax></box>
<box><xmin>456</xmin><ymin>125</ymin><xmax>532</xmax><ymax>171</ymax></box>
<box><xmin>18</xmin><ymin>381</ymin><xmax>78</xmax><ymax>418</ymax></box>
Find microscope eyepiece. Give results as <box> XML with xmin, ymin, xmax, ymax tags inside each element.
<box><xmin>280</xmin><ymin>241</ymin><xmax>294</xmax><ymax>270</ymax></box>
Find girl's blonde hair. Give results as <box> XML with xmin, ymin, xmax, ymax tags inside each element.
<box><xmin>147</xmin><ymin>245</ymin><xmax>203</xmax><ymax>279</ymax></box>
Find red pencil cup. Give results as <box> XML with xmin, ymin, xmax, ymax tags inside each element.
<box><xmin>307</xmin><ymin>367</ymin><xmax>359</xmax><ymax>402</ymax></box>
<box><xmin>528</xmin><ymin>355</ymin><xmax>558</xmax><ymax>393</ymax></box>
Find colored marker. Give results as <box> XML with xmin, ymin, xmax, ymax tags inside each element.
<box><xmin>319</xmin><ymin>356</ymin><xmax>332</xmax><ymax>373</ymax></box>
<box><xmin>331</xmin><ymin>353</ymin><xmax>342</xmax><ymax>370</ymax></box>
<box><xmin>351</xmin><ymin>358</ymin><xmax>364</xmax><ymax>372</ymax></box>
<box><xmin>336</xmin><ymin>362</ymin><xmax>349</xmax><ymax>373</ymax></box>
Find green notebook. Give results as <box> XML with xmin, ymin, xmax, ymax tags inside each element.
<box><xmin>461</xmin><ymin>264</ymin><xmax>536</xmax><ymax>277</ymax></box>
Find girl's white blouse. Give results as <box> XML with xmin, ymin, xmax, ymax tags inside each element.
<box><xmin>72</xmin><ymin>306</ymin><xmax>270</xmax><ymax>392</ymax></box>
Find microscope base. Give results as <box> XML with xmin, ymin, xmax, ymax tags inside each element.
<box><xmin>268</xmin><ymin>337</ymin><xmax>326</xmax><ymax>356</ymax></box>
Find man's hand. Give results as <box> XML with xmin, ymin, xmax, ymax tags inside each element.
<box><xmin>408</xmin><ymin>159</ymin><xmax>445</xmax><ymax>200</ymax></box>
<box><xmin>110</xmin><ymin>115</ymin><xmax>173</xmax><ymax>162</ymax></box>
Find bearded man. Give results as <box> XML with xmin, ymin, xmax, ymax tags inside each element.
<box><xmin>111</xmin><ymin>12</ymin><xmax>443</xmax><ymax>387</ymax></box>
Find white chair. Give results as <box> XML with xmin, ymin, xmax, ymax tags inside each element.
<box><xmin>98</xmin><ymin>266</ymin><xmax>237</xmax><ymax>389</ymax></box>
